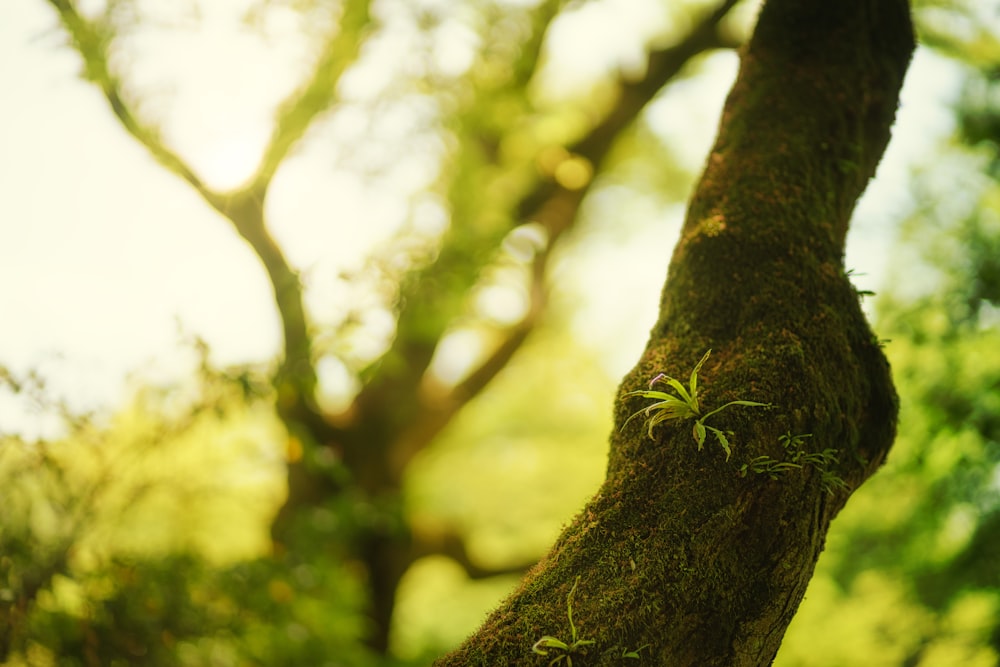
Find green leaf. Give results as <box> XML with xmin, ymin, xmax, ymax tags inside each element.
<box><xmin>700</xmin><ymin>400</ymin><xmax>773</xmax><ymax>420</ymax></box>
<box><xmin>623</xmin><ymin>390</ymin><xmax>675</xmax><ymax>401</ymax></box>
<box><xmin>711</xmin><ymin>427</ymin><xmax>733</xmax><ymax>460</ymax></box>
<box><xmin>533</xmin><ymin>636</ymin><xmax>569</xmax><ymax>654</ymax></box>
<box><xmin>624</xmin><ymin>350</ymin><xmax>770</xmax><ymax>446</ymax></box>
<box><xmin>693</xmin><ymin>420</ymin><xmax>707</xmax><ymax>448</ymax></box>
<box><xmin>623</xmin><ymin>644</ymin><xmax>650</xmax><ymax>659</ymax></box>
<box><xmin>663</xmin><ymin>377</ymin><xmax>696</xmax><ymax>409</ymax></box>
<box><xmin>688</xmin><ymin>349</ymin><xmax>711</xmax><ymax>410</ymax></box>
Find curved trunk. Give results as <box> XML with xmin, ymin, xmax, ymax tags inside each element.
<box><xmin>437</xmin><ymin>0</ymin><xmax>913</xmax><ymax>665</ymax></box>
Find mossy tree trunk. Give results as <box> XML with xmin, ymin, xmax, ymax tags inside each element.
<box><xmin>437</xmin><ymin>1</ymin><xmax>913</xmax><ymax>665</ymax></box>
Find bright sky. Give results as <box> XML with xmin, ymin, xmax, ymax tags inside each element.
<box><xmin>0</xmin><ymin>0</ymin><xmax>962</xmax><ymax>437</ymax></box>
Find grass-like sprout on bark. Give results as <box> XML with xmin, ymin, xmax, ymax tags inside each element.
<box><xmin>531</xmin><ymin>577</ymin><xmax>595</xmax><ymax>666</ymax></box>
<box><xmin>622</xmin><ymin>350</ymin><xmax>772</xmax><ymax>460</ymax></box>
<box><xmin>622</xmin><ymin>644</ymin><xmax>651</xmax><ymax>659</ymax></box>
<box><xmin>740</xmin><ymin>456</ymin><xmax>803</xmax><ymax>479</ymax></box>
<box><xmin>739</xmin><ymin>432</ymin><xmax>848</xmax><ymax>493</ymax></box>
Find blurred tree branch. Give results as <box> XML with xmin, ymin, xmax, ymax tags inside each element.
<box><xmin>354</xmin><ymin>0</ymin><xmax>744</xmax><ymax>487</ymax></box>
<box><xmin>251</xmin><ymin>0</ymin><xmax>372</xmax><ymax>192</ymax></box>
<box><xmin>412</xmin><ymin>527</ymin><xmax>536</xmax><ymax>580</ymax></box>
<box><xmin>515</xmin><ymin>0</ymin><xmax>743</xmax><ymax>222</ymax></box>
<box><xmin>46</xmin><ymin>0</ymin><xmax>214</xmax><ymax>199</ymax></box>
<box><xmin>45</xmin><ymin>0</ymin><xmax>372</xmax><ymax>443</ymax></box>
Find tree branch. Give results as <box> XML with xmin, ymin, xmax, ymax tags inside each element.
<box><xmin>214</xmin><ymin>191</ymin><xmax>322</xmax><ymax>425</ymax></box>
<box><xmin>515</xmin><ymin>0</ymin><xmax>743</xmax><ymax>223</ymax></box>
<box><xmin>451</xmin><ymin>258</ymin><xmax>544</xmax><ymax>406</ymax></box>
<box><xmin>341</xmin><ymin>0</ymin><xmax>578</xmax><ymax>490</ymax></box>
<box><xmin>411</xmin><ymin>526</ymin><xmax>537</xmax><ymax>580</ymax></box>
<box><xmin>46</xmin><ymin>0</ymin><xmax>216</xmax><ymax>201</ymax></box>
<box><xmin>375</xmin><ymin>0</ymin><xmax>744</xmax><ymax>482</ymax></box>
<box><xmin>45</xmin><ymin>0</ymin><xmax>376</xmax><ymax>445</ymax></box>
<box><xmin>250</xmin><ymin>0</ymin><xmax>372</xmax><ymax>192</ymax></box>
<box><xmin>386</xmin><ymin>237</ymin><xmax>550</xmax><ymax>479</ymax></box>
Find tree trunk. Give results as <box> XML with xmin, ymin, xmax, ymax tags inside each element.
<box><xmin>436</xmin><ymin>0</ymin><xmax>913</xmax><ymax>665</ymax></box>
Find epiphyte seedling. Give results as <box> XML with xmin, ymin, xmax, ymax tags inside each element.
<box><xmin>622</xmin><ymin>349</ymin><xmax>771</xmax><ymax>459</ymax></box>
<box><xmin>532</xmin><ymin>576</ymin><xmax>595</xmax><ymax>666</ymax></box>
<box><xmin>622</xmin><ymin>644</ymin><xmax>651</xmax><ymax>659</ymax></box>
<box><xmin>739</xmin><ymin>432</ymin><xmax>848</xmax><ymax>493</ymax></box>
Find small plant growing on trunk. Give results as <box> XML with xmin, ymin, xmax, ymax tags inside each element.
<box><xmin>532</xmin><ymin>577</ymin><xmax>595</xmax><ymax>666</ymax></box>
<box><xmin>623</xmin><ymin>350</ymin><xmax>771</xmax><ymax>459</ymax></box>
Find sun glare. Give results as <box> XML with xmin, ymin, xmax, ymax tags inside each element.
<box><xmin>198</xmin><ymin>134</ymin><xmax>265</xmax><ymax>191</ymax></box>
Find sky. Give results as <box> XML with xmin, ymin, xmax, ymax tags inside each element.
<box><xmin>0</xmin><ymin>0</ymin><xmax>963</xmax><ymax>438</ymax></box>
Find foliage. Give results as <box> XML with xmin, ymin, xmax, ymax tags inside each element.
<box><xmin>0</xmin><ymin>358</ymin><xmax>291</xmax><ymax>663</ymax></box>
<box><xmin>778</xmin><ymin>291</ymin><xmax>1000</xmax><ymax>665</ymax></box>
<box><xmin>10</xmin><ymin>552</ymin><xmax>380</xmax><ymax>667</ymax></box>
<box><xmin>3</xmin><ymin>0</ymin><xmax>999</xmax><ymax>662</ymax></box>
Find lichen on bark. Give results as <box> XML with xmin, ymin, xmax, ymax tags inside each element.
<box><xmin>436</xmin><ymin>0</ymin><xmax>914</xmax><ymax>665</ymax></box>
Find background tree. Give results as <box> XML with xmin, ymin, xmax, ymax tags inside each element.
<box><xmin>22</xmin><ymin>0</ymin><xmax>744</xmax><ymax>659</ymax></box>
<box><xmin>3</xmin><ymin>0</ymin><xmax>999</xmax><ymax>664</ymax></box>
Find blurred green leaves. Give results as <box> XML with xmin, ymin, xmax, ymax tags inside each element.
<box><xmin>6</xmin><ymin>0</ymin><xmax>1000</xmax><ymax>663</ymax></box>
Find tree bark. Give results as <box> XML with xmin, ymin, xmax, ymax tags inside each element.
<box><xmin>436</xmin><ymin>0</ymin><xmax>913</xmax><ymax>665</ymax></box>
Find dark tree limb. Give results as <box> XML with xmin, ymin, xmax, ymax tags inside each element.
<box><xmin>387</xmin><ymin>236</ymin><xmax>550</xmax><ymax>481</ymax></box>
<box><xmin>515</xmin><ymin>0</ymin><xmax>743</xmax><ymax>222</ymax></box>
<box><xmin>437</xmin><ymin>0</ymin><xmax>913</xmax><ymax>664</ymax></box>
<box><xmin>411</xmin><ymin>527</ymin><xmax>537</xmax><ymax>580</ymax></box>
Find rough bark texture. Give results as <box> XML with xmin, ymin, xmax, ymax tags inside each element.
<box><xmin>436</xmin><ymin>1</ymin><xmax>913</xmax><ymax>665</ymax></box>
